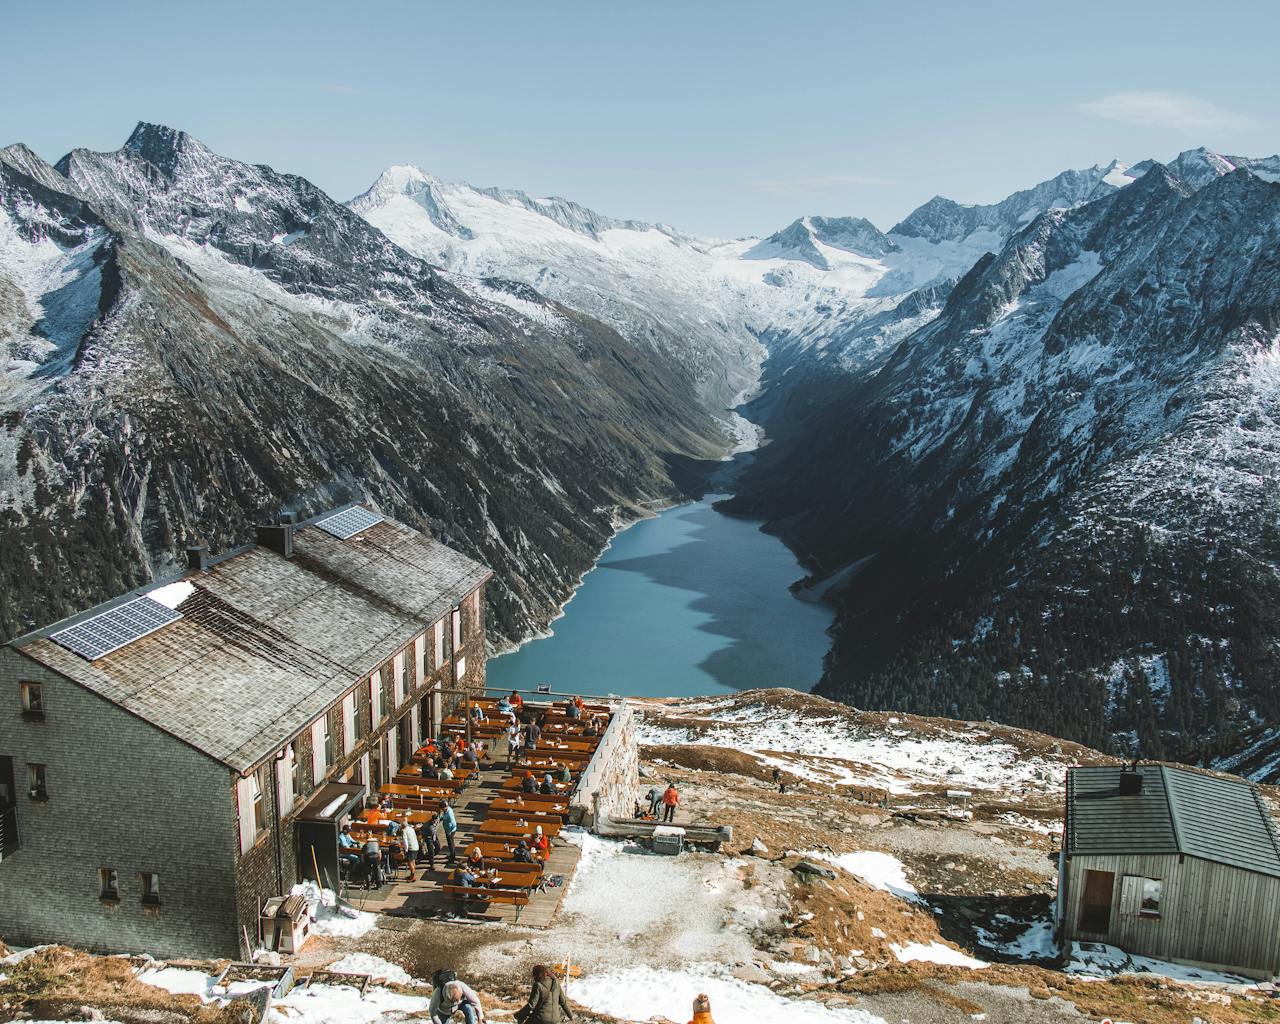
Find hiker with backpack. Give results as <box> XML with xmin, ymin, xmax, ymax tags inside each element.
<box><xmin>515</xmin><ymin>964</ymin><xmax>573</xmax><ymax>1024</ymax></box>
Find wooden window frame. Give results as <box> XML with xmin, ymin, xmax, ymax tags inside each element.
<box><xmin>99</xmin><ymin>867</ymin><xmax>120</xmax><ymax>902</ymax></box>
<box><xmin>140</xmin><ymin>871</ymin><xmax>161</xmax><ymax>906</ymax></box>
<box><xmin>27</xmin><ymin>763</ymin><xmax>47</xmax><ymax>802</ymax></box>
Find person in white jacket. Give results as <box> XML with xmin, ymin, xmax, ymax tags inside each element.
<box><xmin>430</xmin><ymin>980</ymin><xmax>484</xmax><ymax>1024</ymax></box>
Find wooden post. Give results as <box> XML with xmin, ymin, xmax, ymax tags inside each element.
<box><xmin>309</xmin><ymin>845</ymin><xmax>322</xmax><ymax>889</ymax></box>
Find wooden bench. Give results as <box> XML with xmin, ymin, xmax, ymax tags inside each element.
<box><xmin>441</xmin><ymin>884</ymin><xmax>530</xmax><ymax>921</ymax></box>
<box><xmin>501</xmin><ymin>778</ymin><xmax>574</xmax><ymax>795</ymax></box>
<box><xmin>479</xmin><ymin>819</ymin><xmax>562</xmax><ymax>839</ymax></box>
<box><xmin>489</xmin><ymin>796</ymin><xmax>570</xmax><ymax>814</ymax></box>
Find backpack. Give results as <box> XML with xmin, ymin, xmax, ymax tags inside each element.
<box><xmin>432</xmin><ymin>968</ymin><xmax>458</xmax><ymax>989</ymax></box>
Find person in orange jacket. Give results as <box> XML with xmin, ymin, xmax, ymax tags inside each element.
<box><xmin>661</xmin><ymin>782</ymin><xmax>679</xmax><ymax>823</ymax></box>
<box><xmin>687</xmin><ymin>993</ymin><xmax>714</xmax><ymax>1024</ymax></box>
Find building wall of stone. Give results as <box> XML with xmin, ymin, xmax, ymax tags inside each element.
<box><xmin>0</xmin><ymin>648</ymin><xmax>241</xmax><ymax>958</ymax></box>
<box><xmin>572</xmin><ymin>702</ymin><xmax>639</xmax><ymax>824</ymax></box>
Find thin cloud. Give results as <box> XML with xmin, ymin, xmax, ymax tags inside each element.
<box><xmin>1078</xmin><ymin>91</ymin><xmax>1253</xmax><ymax>132</ymax></box>
<box><xmin>749</xmin><ymin>174</ymin><xmax>895</xmax><ymax>195</ymax></box>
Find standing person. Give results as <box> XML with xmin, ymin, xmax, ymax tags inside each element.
<box><xmin>402</xmin><ymin>820</ymin><xmax>420</xmax><ymax>869</ymax></box>
<box><xmin>508</xmin><ymin>722</ymin><xmax>524</xmax><ymax>768</ymax></box>
<box><xmin>429</xmin><ymin>979</ymin><xmax>485</xmax><ymax>1024</ymax></box>
<box><xmin>441</xmin><ymin>801</ymin><xmax>459</xmax><ymax>864</ymax></box>
<box><xmin>525</xmin><ymin>718</ymin><xmax>542</xmax><ymax>750</ymax></box>
<box><xmin>661</xmin><ymin>782</ymin><xmax>679</xmax><ymax>824</ymax></box>
<box><xmin>421</xmin><ymin>813</ymin><xmax>440</xmax><ymax>871</ymax></box>
<box><xmin>516</xmin><ymin>963</ymin><xmax>573</xmax><ymax>1024</ymax></box>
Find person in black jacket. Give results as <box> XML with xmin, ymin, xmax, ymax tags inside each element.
<box><xmin>516</xmin><ymin>964</ymin><xmax>572</xmax><ymax>1024</ymax></box>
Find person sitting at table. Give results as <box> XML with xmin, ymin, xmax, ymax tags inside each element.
<box><xmin>557</xmin><ymin>762</ymin><xmax>572</xmax><ymax>785</ymax></box>
<box><xmin>464</xmin><ymin>743</ymin><xmax>481</xmax><ymax>771</ymax></box>
<box><xmin>583</xmin><ymin>719</ymin><xmax>598</xmax><ymax>737</ymax></box>
<box><xmin>339</xmin><ymin>825</ymin><xmax>361</xmax><ymax>872</ymax></box>
<box><xmin>456</xmin><ymin>866</ymin><xmax>481</xmax><ymax>889</ymax></box>
<box><xmin>539</xmin><ymin>773</ymin><xmax>557</xmax><ymax>795</ymax></box>
<box><xmin>466</xmin><ymin>846</ymin><xmax>486</xmax><ymax>872</ymax></box>
<box><xmin>521</xmin><ymin>770</ymin><xmax>539</xmax><ymax>794</ymax></box>
<box><xmin>422</xmin><ymin>758</ymin><xmax>441</xmax><ymax>780</ymax></box>
<box><xmin>513</xmin><ymin>839</ymin><xmax>534</xmax><ymax>864</ymax></box>
<box><xmin>531</xmin><ymin>827</ymin><xmax>550</xmax><ymax>862</ymax></box>
<box><xmin>509</xmin><ymin>690</ymin><xmax>524</xmax><ymax>710</ymax></box>
<box><xmin>564</xmin><ymin>699</ymin><xmax>581</xmax><ymax>721</ymax></box>
<box><xmin>470</xmin><ymin>703</ymin><xmax>486</xmax><ymax>722</ymax></box>
<box><xmin>439</xmin><ymin>762</ymin><xmax>454</xmax><ymax>781</ymax></box>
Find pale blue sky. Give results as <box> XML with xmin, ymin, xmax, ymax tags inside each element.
<box><xmin>6</xmin><ymin>0</ymin><xmax>1277</xmax><ymax>237</ymax></box>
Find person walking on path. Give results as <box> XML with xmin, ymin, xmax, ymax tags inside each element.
<box><xmin>515</xmin><ymin>964</ymin><xmax>573</xmax><ymax>1024</ymax></box>
<box><xmin>661</xmin><ymin>782</ymin><xmax>679</xmax><ymax>823</ymax></box>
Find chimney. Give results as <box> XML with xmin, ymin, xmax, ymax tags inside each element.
<box><xmin>1119</xmin><ymin>764</ymin><xmax>1144</xmax><ymax>796</ymax></box>
<box><xmin>186</xmin><ymin>544</ymin><xmax>209</xmax><ymax>572</ymax></box>
<box><xmin>256</xmin><ymin>510</ymin><xmax>296</xmax><ymax>559</ymax></box>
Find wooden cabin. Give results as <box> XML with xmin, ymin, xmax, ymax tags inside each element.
<box><xmin>1058</xmin><ymin>763</ymin><xmax>1280</xmax><ymax>979</ymax></box>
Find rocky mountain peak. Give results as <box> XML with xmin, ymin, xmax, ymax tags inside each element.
<box><xmin>120</xmin><ymin>121</ymin><xmax>211</xmax><ymax>179</ymax></box>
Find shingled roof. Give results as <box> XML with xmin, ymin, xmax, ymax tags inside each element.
<box><xmin>1065</xmin><ymin>764</ymin><xmax>1280</xmax><ymax>879</ymax></box>
<box><xmin>9</xmin><ymin>506</ymin><xmax>490</xmax><ymax>774</ymax></box>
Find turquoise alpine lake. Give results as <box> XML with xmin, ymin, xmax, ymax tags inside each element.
<box><xmin>486</xmin><ymin>493</ymin><xmax>835</xmax><ymax>698</ymax></box>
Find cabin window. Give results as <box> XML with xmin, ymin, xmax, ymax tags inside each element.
<box><xmin>457</xmin><ymin>656</ymin><xmax>467</xmax><ymax>680</ymax></box>
<box><xmin>452</xmin><ymin>609</ymin><xmax>462</xmax><ymax>651</ymax></box>
<box><xmin>1140</xmin><ymin>877</ymin><xmax>1163</xmax><ymax>918</ymax></box>
<box><xmin>19</xmin><ymin>682</ymin><xmax>44</xmax><ymax>719</ymax></box>
<box><xmin>433</xmin><ymin>620</ymin><xmax>444</xmax><ymax>669</ymax></box>
<box><xmin>380</xmin><ymin>667</ymin><xmax>392</xmax><ymax>716</ymax></box>
<box><xmin>140</xmin><ymin>871</ymin><xmax>161</xmax><ymax>906</ymax></box>
<box><xmin>27</xmin><ymin>763</ymin><xmax>47</xmax><ymax>801</ymax></box>
<box><xmin>99</xmin><ymin>867</ymin><xmax>119</xmax><ymax>901</ymax></box>
<box><xmin>289</xmin><ymin>744</ymin><xmax>302</xmax><ymax>802</ymax></box>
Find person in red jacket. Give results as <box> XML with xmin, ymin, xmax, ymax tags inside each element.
<box><xmin>661</xmin><ymin>782</ymin><xmax>679</xmax><ymax>823</ymax></box>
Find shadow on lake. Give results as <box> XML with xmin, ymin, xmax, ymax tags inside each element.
<box><xmin>487</xmin><ymin>488</ymin><xmax>834</xmax><ymax>698</ymax></box>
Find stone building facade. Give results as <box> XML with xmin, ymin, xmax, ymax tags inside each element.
<box><xmin>0</xmin><ymin>504</ymin><xmax>489</xmax><ymax>958</ymax></box>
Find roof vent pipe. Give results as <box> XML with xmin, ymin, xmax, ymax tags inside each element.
<box><xmin>256</xmin><ymin>509</ymin><xmax>296</xmax><ymax>559</ymax></box>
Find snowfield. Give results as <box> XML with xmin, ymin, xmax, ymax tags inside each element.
<box><xmin>637</xmin><ymin>691</ymin><xmax>1073</xmax><ymax>796</ymax></box>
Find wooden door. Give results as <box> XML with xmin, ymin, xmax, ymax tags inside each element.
<box><xmin>1079</xmin><ymin>868</ymin><xmax>1115</xmax><ymax>934</ymax></box>
<box><xmin>0</xmin><ymin>757</ymin><xmax>16</xmax><ymax>859</ymax></box>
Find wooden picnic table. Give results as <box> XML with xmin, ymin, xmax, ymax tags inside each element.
<box><xmin>470</xmin><ymin>839</ymin><xmax>549</xmax><ymax>861</ymax></box>
<box><xmin>486</xmin><ymin>808</ymin><xmax>563</xmax><ymax>825</ymax></box>
<box><xmin>533</xmin><ymin>739</ymin><xmax>595</xmax><ymax>753</ymax></box>
<box><xmin>479</xmin><ymin>818</ymin><xmax>563</xmax><ymax>839</ymax></box>
<box><xmin>490</xmin><ymin>795</ymin><xmax>569</xmax><ymax>814</ymax></box>
<box><xmin>359</xmin><ymin>809</ymin><xmax>435</xmax><ymax>824</ymax></box>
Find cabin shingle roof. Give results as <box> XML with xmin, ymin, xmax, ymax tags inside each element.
<box><xmin>10</xmin><ymin>509</ymin><xmax>490</xmax><ymax>774</ymax></box>
<box><xmin>1065</xmin><ymin>764</ymin><xmax>1280</xmax><ymax>879</ymax></box>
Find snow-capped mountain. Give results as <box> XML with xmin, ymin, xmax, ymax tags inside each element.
<box><xmin>725</xmin><ymin>150</ymin><xmax>1280</xmax><ymax>776</ymax></box>
<box><xmin>0</xmin><ymin>123</ymin><xmax>729</xmax><ymax>642</ymax></box>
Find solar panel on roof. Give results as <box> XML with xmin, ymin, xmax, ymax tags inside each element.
<box><xmin>314</xmin><ymin>506</ymin><xmax>384</xmax><ymax>540</ymax></box>
<box><xmin>51</xmin><ymin>596</ymin><xmax>182</xmax><ymax>661</ymax></box>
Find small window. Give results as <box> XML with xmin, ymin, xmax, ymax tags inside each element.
<box><xmin>27</xmin><ymin>763</ymin><xmax>47</xmax><ymax>801</ymax></box>
<box><xmin>1140</xmin><ymin>877</ymin><xmax>1163</xmax><ymax>918</ymax></box>
<box><xmin>252</xmin><ymin>764</ymin><xmax>269</xmax><ymax>833</ymax></box>
<box><xmin>99</xmin><ymin>867</ymin><xmax>119</xmax><ymax>901</ymax></box>
<box><xmin>457</xmin><ymin>656</ymin><xmax>467</xmax><ymax>680</ymax></box>
<box><xmin>140</xmin><ymin>871</ymin><xmax>160</xmax><ymax>905</ymax></box>
<box><xmin>290</xmin><ymin>745</ymin><xmax>303</xmax><ymax>800</ymax></box>
<box><xmin>325</xmin><ymin>705</ymin><xmax>341</xmax><ymax>765</ymax></box>
<box><xmin>20</xmin><ymin>682</ymin><xmax>44</xmax><ymax>718</ymax></box>
<box><xmin>380</xmin><ymin>668</ymin><xmax>392</xmax><ymax>717</ymax></box>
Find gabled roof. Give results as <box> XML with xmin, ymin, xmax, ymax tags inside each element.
<box><xmin>1065</xmin><ymin>764</ymin><xmax>1280</xmax><ymax>879</ymax></box>
<box><xmin>9</xmin><ymin>507</ymin><xmax>490</xmax><ymax>774</ymax></box>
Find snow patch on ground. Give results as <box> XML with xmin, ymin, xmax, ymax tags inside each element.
<box><xmin>324</xmin><ymin>953</ymin><xmax>412</xmax><ymax>984</ymax></box>
<box><xmin>1067</xmin><ymin>942</ymin><xmax>1255</xmax><ymax>985</ymax></box>
<box><xmin>891</xmin><ymin>941</ymin><xmax>987</xmax><ymax>969</ymax></box>
<box><xmin>804</xmin><ymin>850</ymin><xmax>921</xmax><ymax>903</ymax></box>
<box><xmin>290</xmin><ymin>881</ymin><xmax>380</xmax><ymax>938</ymax></box>
<box><xmin>573</xmin><ymin>965</ymin><xmax>888</xmax><ymax>1024</ymax></box>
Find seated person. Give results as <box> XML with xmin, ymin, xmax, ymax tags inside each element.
<box><xmin>456</xmin><ymin>866</ymin><xmax>481</xmax><ymax>889</ymax></box>
<box><xmin>557</xmin><ymin>762</ymin><xmax>572</xmax><ymax>784</ymax></box>
<box><xmin>439</xmin><ymin>763</ymin><xmax>454</xmax><ymax>780</ymax></box>
<box><xmin>464</xmin><ymin>744</ymin><xmax>481</xmax><ymax>770</ymax></box>
<box><xmin>421</xmin><ymin>759</ymin><xmax>440</xmax><ymax>780</ymax></box>
<box><xmin>520</xmin><ymin>770</ymin><xmax>539</xmax><ymax>794</ymax></box>
<box><xmin>531</xmin><ymin>829</ymin><xmax>550</xmax><ymax>861</ymax></box>
<box><xmin>513</xmin><ymin>840</ymin><xmax>534</xmax><ymax>864</ymax></box>
<box><xmin>509</xmin><ymin>690</ymin><xmax>524</xmax><ymax>710</ymax></box>
<box><xmin>470</xmin><ymin>704</ymin><xmax>486</xmax><ymax>722</ymax></box>
<box><xmin>496</xmin><ymin>695</ymin><xmax>512</xmax><ymax>713</ymax></box>
<box><xmin>539</xmin><ymin>774</ymin><xmax>557</xmax><ymax>795</ymax></box>
<box><xmin>465</xmin><ymin>846</ymin><xmax>486</xmax><ymax>873</ymax></box>
<box><xmin>583</xmin><ymin>719</ymin><xmax>599</xmax><ymax>737</ymax></box>
<box><xmin>565</xmin><ymin>700</ymin><xmax>581</xmax><ymax>721</ymax></box>
<box><xmin>338</xmin><ymin>825</ymin><xmax>361</xmax><ymax>871</ymax></box>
